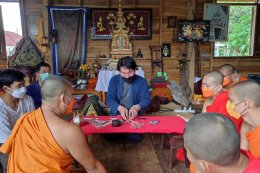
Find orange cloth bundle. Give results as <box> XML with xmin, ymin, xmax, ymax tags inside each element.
<box><xmin>88</xmin><ymin>78</ymin><xmax>98</xmax><ymax>84</ymax></box>
<box><xmin>87</xmin><ymin>78</ymin><xmax>98</xmax><ymax>89</ymax></box>
<box><xmin>0</xmin><ymin>109</ymin><xmax>73</xmax><ymax>173</ymax></box>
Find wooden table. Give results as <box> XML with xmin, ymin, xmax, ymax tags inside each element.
<box><xmin>79</xmin><ymin>115</ymin><xmax>186</xmax><ymax>135</ymax></box>
<box><xmin>73</xmin><ymin>89</ymin><xmax>102</xmax><ymax>101</ymax></box>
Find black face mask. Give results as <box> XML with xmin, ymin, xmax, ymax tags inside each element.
<box><xmin>122</xmin><ymin>75</ymin><xmax>135</xmax><ymax>83</ymax></box>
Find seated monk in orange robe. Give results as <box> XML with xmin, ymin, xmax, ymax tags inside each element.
<box><xmin>190</xmin><ymin>71</ymin><xmax>244</xmax><ymax>173</ymax></box>
<box><xmin>218</xmin><ymin>64</ymin><xmax>234</xmax><ymax>90</ymax></box>
<box><xmin>186</xmin><ymin>113</ymin><xmax>260</xmax><ymax>173</ymax></box>
<box><xmin>0</xmin><ymin>76</ymin><xmax>107</xmax><ymax>173</ymax></box>
<box><xmin>229</xmin><ymin>80</ymin><xmax>260</xmax><ymax>158</ymax></box>
<box><xmin>231</xmin><ymin>68</ymin><xmax>248</xmax><ymax>86</ymax></box>
<box><xmin>201</xmin><ymin>71</ymin><xmax>243</xmax><ymax>132</ymax></box>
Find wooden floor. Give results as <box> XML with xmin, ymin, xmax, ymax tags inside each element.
<box><xmin>150</xmin><ymin>134</ymin><xmax>190</xmax><ymax>173</ymax></box>
<box><xmin>72</xmin><ymin>134</ymin><xmax>189</xmax><ymax>173</ymax></box>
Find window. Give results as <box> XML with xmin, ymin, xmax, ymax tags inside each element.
<box><xmin>0</xmin><ymin>1</ymin><xmax>22</xmax><ymax>56</ymax></box>
<box><xmin>214</xmin><ymin>1</ymin><xmax>259</xmax><ymax>57</ymax></box>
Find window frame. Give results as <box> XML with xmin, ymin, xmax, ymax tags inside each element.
<box><xmin>214</xmin><ymin>1</ymin><xmax>260</xmax><ymax>59</ymax></box>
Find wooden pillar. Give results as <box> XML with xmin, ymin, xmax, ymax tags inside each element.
<box><xmin>210</xmin><ymin>42</ymin><xmax>214</xmax><ymax>71</ymax></box>
<box><xmin>20</xmin><ymin>0</ymin><xmax>27</xmax><ymax>36</ymax></box>
<box><xmin>159</xmin><ymin>0</ymin><xmax>163</xmax><ymax>45</ymax></box>
<box><xmin>187</xmin><ymin>0</ymin><xmax>196</xmax><ymax>97</ymax></box>
<box><xmin>42</xmin><ymin>0</ymin><xmax>53</xmax><ymax>69</ymax></box>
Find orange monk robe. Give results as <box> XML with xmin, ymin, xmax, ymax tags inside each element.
<box><xmin>206</xmin><ymin>91</ymin><xmax>243</xmax><ymax>133</ymax></box>
<box><xmin>247</xmin><ymin>125</ymin><xmax>260</xmax><ymax>158</ymax></box>
<box><xmin>190</xmin><ymin>91</ymin><xmax>244</xmax><ymax>173</ymax></box>
<box><xmin>190</xmin><ymin>164</ymin><xmax>195</xmax><ymax>173</ymax></box>
<box><xmin>232</xmin><ymin>76</ymin><xmax>248</xmax><ymax>86</ymax></box>
<box><xmin>0</xmin><ymin>108</ymin><xmax>73</xmax><ymax>173</ymax></box>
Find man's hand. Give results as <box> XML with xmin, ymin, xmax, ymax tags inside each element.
<box><xmin>118</xmin><ymin>105</ymin><xmax>129</xmax><ymax>120</ymax></box>
<box><xmin>129</xmin><ymin>104</ymin><xmax>141</xmax><ymax>120</ymax></box>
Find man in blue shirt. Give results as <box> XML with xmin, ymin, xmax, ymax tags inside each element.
<box><xmin>26</xmin><ymin>62</ymin><xmax>51</xmax><ymax>109</ymax></box>
<box><xmin>106</xmin><ymin>56</ymin><xmax>151</xmax><ymax>142</ymax></box>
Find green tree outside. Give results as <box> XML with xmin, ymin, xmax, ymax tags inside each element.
<box><xmin>215</xmin><ymin>5</ymin><xmax>253</xmax><ymax>57</ymax></box>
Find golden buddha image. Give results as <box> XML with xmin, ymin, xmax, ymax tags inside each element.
<box><xmin>137</xmin><ymin>16</ymin><xmax>146</xmax><ymax>31</ymax></box>
<box><xmin>97</xmin><ymin>16</ymin><xmax>106</xmax><ymax>31</ymax></box>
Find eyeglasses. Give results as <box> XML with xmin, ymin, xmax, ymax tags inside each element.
<box><xmin>234</xmin><ymin>100</ymin><xmax>244</xmax><ymax>107</ymax></box>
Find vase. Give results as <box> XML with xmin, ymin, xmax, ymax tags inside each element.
<box><xmin>86</xmin><ymin>71</ymin><xmax>90</xmax><ymax>79</ymax></box>
<box><xmin>79</xmin><ymin>71</ymin><xmax>86</xmax><ymax>78</ymax></box>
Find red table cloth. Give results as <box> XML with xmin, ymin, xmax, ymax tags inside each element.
<box><xmin>79</xmin><ymin>116</ymin><xmax>186</xmax><ymax>135</ymax></box>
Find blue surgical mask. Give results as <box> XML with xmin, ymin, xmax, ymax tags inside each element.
<box><xmin>40</xmin><ymin>73</ymin><xmax>51</xmax><ymax>82</ymax></box>
<box><xmin>9</xmin><ymin>87</ymin><xmax>27</xmax><ymax>99</ymax></box>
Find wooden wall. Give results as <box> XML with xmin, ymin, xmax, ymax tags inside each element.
<box><xmin>18</xmin><ymin>0</ymin><xmax>260</xmax><ymax>84</ymax></box>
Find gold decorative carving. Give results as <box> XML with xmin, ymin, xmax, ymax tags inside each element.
<box><xmin>110</xmin><ymin>0</ymin><xmax>132</xmax><ymax>60</ymax></box>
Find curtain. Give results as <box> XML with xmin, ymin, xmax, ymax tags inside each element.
<box><xmin>49</xmin><ymin>7</ymin><xmax>88</xmax><ymax>74</ymax></box>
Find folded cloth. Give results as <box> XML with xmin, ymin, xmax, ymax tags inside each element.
<box><xmin>0</xmin><ymin>108</ymin><xmax>73</xmax><ymax>173</ymax></box>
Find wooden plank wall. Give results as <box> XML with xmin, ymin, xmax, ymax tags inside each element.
<box><xmin>19</xmin><ymin>0</ymin><xmax>260</xmax><ymax>84</ymax></box>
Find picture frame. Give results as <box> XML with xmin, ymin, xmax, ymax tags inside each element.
<box><xmin>204</xmin><ymin>3</ymin><xmax>230</xmax><ymax>41</ymax></box>
<box><xmin>27</xmin><ymin>15</ymin><xmax>40</xmax><ymax>41</ymax></box>
<box><xmin>167</xmin><ymin>16</ymin><xmax>177</xmax><ymax>28</ymax></box>
<box><xmin>91</xmin><ymin>8</ymin><xmax>152</xmax><ymax>40</ymax></box>
<box><xmin>177</xmin><ymin>20</ymin><xmax>210</xmax><ymax>42</ymax></box>
<box><xmin>161</xmin><ymin>43</ymin><xmax>171</xmax><ymax>57</ymax></box>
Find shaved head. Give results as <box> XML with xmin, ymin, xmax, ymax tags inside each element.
<box><xmin>184</xmin><ymin>112</ymin><xmax>240</xmax><ymax>166</ymax></box>
<box><xmin>203</xmin><ymin>71</ymin><xmax>224</xmax><ymax>86</ymax></box>
<box><xmin>231</xmin><ymin>80</ymin><xmax>260</xmax><ymax>107</ymax></box>
<box><xmin>233</xmin><ymin>68</ymin><xmax>239</xmax><ymax>74</ymax></box>
<box><xmin>219</xmin><ymin>64</ymin><xmax>235</xmax><ymax>77</ymax></box>
<box><xmin>41</xmin><ymin>76</ymin><xmax>72</xmax><ymax>101</ymax></box>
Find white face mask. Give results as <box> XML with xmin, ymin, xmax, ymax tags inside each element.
<box><xmin>9</xmin><ymin>87</ymin><xmax>27</xmax><ymax>99</ymax></box>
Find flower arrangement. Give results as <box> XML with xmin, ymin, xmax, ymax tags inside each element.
<box><xmin>79</xmin><ymin>63</ymin><xmax>90</xmax><ymax>72</ymax></box>
<box><xmin>79</xmin><ymin>63</ymin><xmax>91</xmax><ymax>79</ymax></box>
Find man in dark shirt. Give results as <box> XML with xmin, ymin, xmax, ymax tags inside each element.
<box><xmin>26</xmin><ymin>62</ymin><xmax>51</xmax><ymax>109</ymax></box>
<box><xmin>106</xmin><ymin>56</ymin><xmax>151</xmax><ymax>142</ymax></box>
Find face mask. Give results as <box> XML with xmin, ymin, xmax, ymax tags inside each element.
<box><xmin>234</xmin><ymin>100</ymin><xmax>247</xmax><ymax>115</ymax></box>
<box><xmin>223</xmin><ymin>77</ymin><xmax>231</xmax><ymax>86</ymax></box>
<box><xmin>201</xmin><ymin>86</ymin><xmax>215</xmax><ymax>98</ymax></box>
<box><xmin>233</xmin><ymin>77</ymin><xmax>239</xmax><ymax>83</ymax></box>
<box><xmin>122</xmin><ymin>75</ymin><xmax>135</xmax><ymax>84</ymax></box>
<box><xmin>40</xmin><ymin>73</ymin><xmax>51</xmax><ymax>82</ymax></box>
<box><xmin>65</xmin><ymin>95</ymin><xmax>75</xmax><ymax>114</ymax></box>
<box><xmin>226</xmin><ymin>100</ymin><xmax>241</xmax><ymax>119</ymax></box>
<box><xmin>8</xmin><ymin>87</ymin><xmax>27</xmax><ymax>99</ymax></box>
